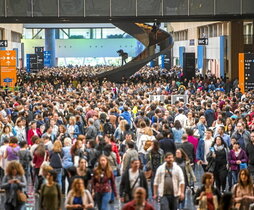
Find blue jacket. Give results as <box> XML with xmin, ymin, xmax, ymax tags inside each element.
<box><xmin>62</xmin><ymin>146</ymin><xmax>73</xmax><ymax>169</ymax></box>
<box><xmin>120</xmin><ymin>111</ymin><xmax>132</xmax><ymax>126</ymax></box>
<box><xmin>197</xmin><ymin>123</ymin><xmax>206</xmax><ymax>140</ymax></box>
<box><xmin>205</xmin><ymin>109</ymin><xmax>215</xmax><ymax>127</ymax></box>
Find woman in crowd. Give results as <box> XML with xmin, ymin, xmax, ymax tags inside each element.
<box><xmin>67</xmin><ymin>116</ymin><xmax>80</xmax><ymax>139</ymax></box>
<box><xmin>194</xmin><ymin>172</ymin><xmax>221</xmax><ymax>210</ymax></box>
<box><xmin>172</xmin><ymin>120</ymin><xmax>185</xmax><ymax>148</ymax></box>
<box><xmin>77</xmin><ymin>158</ymin><xmax>92</xmax><ymax>189</ymax></box>
<box><xmin>40</xmin><ymin>170</ymin><xmax>61</xmax><ymax>210</ymax></box>
<box><xmin>65</xmin><ymin>178</ymin><xmax>94</xmax><ymax>210</ymax></box>
<box><xmin>62</xmin><ymin>137</ymin><xmax>74</xmax><ymax>194</ymax></box>
<box><xmin>0</xmin><ymin>125</ymin><xmax>13</xmax><ymax>144</ymax></box>
<box><xmin>114</xmin><ymin>119</ymin><xmax>128</xmax><ymax>142</ymax></box>
<box><xmin>92</xmin><ymin>155</ymin><xmax>117</xmax><ymax>210</ymax></box>
<box><xmin>232</xmin><ymin>169</ymin><xmax>254</xmax><ymax>209</ymax></box>
<box><xmin>208</xmin><ymin>136</ymin><xmax>229</xmax><ymax>192</ymax></box>
<box><xmin>57</xmin><ymin>125</ymin><xmax>70</xmax><ymax>145</ymax></box>
<box><xmin>186</xmin><ymin>112</ymin><xmax>196</xmax><ymax>129</ymax></box>
<box><xmin>71</xmin><ymin>139</ymin><xmax>84</xmax><ymax>167</ymax></box>
<box><xmin>13</xmin><ymin>117</ymin><xmax>27</xmax><ymax>143</ymax></box>
<box><xmin>1</xmin><ymin>161</ymin><xmax>27</xmax><ymax>210</ymax></box>
<box><xmin>27</xmin><ymin>121</ymin><xmax>42</xmax><ymax>146</ymax></box>
<box><xmin>49</xmin><ymin>140</ymin><xmax>63</xmax><ymax>189</ymax></box>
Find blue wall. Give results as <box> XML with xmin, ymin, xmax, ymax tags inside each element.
<box><xmin>179</xmin><ymin>47</ymin><xmax>185</xmax><ymax>68</ymax></box>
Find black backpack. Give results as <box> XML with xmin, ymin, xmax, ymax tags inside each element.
<box><xmin>103</xmin><ymin>122</ymin><xmax>115</xmax><ymax>134</ymax></box>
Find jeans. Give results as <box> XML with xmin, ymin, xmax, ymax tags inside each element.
<box><xmin>139</xmin><ymin>153</ymin><xmax>147</xmax><ymax>169</ymax></box>
<box><xmin>54</xmin><ymin>168</ymin><xmax>62</xmax><ymax>190</ymax></box>
<box><xmin>228</xmin><ymin>170</ymin><xmax>238</xmax><ymax>190</ymax></box>
<box><xmin>160</xmin><ymin>195</ymin><xmax>178</xmax><ymax>210</ymax></box>
<box><xmin>96</xmin><ymin>192</ymin><xmax>111</xmax><ymax>210</ymax></box>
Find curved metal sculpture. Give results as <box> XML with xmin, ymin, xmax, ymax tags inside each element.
<box><xmin>96</xmin><ymin>22</ymin><xmax>174</xmax><ymax>82</ymax></box>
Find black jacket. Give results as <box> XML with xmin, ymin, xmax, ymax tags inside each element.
<box><xmin>159</xmin><ymin>138</ymin><xmax>176</xmax><ymax>155</ymax></box>
<box><xmin>179</xmin><ymin>142</ymin><xmax>195</xmax><ymax>163</ymax></box>
<box><xmin>119</xmin><ymin>169</ymin><xmax>148</xmax><ymax>199</ymax></box>
<box><xmin>246</xmin><ymin>142</ymin><xmax>254</xmax><ymax>165</ymax></box>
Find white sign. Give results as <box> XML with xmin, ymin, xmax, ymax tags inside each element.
<box><xmin>149</xmin><ymin>95</ymin><xmax>166</xmax><ymax>102</ymax></box>
<box><xmin>171</xmin><ymin>95</ymin><xmax>189</xmax><ymax>104</ymax></box>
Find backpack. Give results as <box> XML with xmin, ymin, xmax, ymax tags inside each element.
<box><xmin>18</xmin><ymin>150</ymin><xmax>32</xmax><ymax>170</ymax></box>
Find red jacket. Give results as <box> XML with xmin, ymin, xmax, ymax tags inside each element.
<box><xmin>111</xmin><ymin>142</ymin><xmax>120</xmax><ymax>164</ymax></box>
<box><xmin>122</xmin><ymin>200</ymin><xmax>154</xmax><ymax>210</ymax></box>
<box><xmin>33</xmin><ymin>151</ymin><xmax>44</xmax><ymax>168</ymax></box>
<box><xmin>27</xmin><ymin>128</ymin><xmax>42</xmax><ymax>145</ymax></box>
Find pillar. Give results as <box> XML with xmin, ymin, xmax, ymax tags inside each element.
<box><xmin>45</xmin><ymin>29</ymin><xmax>56</xmax><ymax>67</ymax></box>
<box><xmin>229</xmin><ymin>21</ymin><xmax>244</xmax><ymax>80</ymax></box>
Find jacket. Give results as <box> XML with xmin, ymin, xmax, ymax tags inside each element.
<box><xmin>122</xmin><ymin>200</ymin><xmax>154</xmax><ymax>210</ymax></box>
<box><xmin>204</xmin><ymin>109</ymin><xmax>215</xmax><ymax>127</ymax></box>
<box><xmin>119</xmin><ymin>169</ymin><xmax>148</xmax><ymax>199</ymax></box>
<box><xmin>120</xmin><ymin>111</ymin><xmax>132</xmax><ymax>126</ymax></box>
<box><xmin>1</xmin><ymin>175</ymin><xmax>27</xmax><ymax>207</ymax></box>
<box><xmin>159</xmin><ymin>138</ymin><xmax>176</xmax><ymax>155</ymax></box>
<box><xmin>228</xmin><ymin>149</ymin><xmax>248</xmax><ymax>171</ymax></box>
<box><xmin>231</xmin><ymin>130</ymin><xmax>251</xmax><ymax>150</ymax></box>
<box><xmin>122</xmin><ymin>148</ymin><xmax>139</xmax><ymax>173</ymax></box>
<box><xmin>197</xmin><ymin>123</ymin><xmax>206</xmax><ymax>140</ymax></box>
<box><xmin>49</xmin><ymin>151</ymin><xmax>63</xmax><ymax>169</ymax></box>
<box><xmin>246</xmin><ymin>142</ymin><xmax>254</xmax><ymax>165</ymax></box>
<box><xmin>65</xmin><ymin>189</ymin><xmax>94</xmax><ymax>209</ymax></box>
<box><xmin>154</xmin><ymin>162</ymin><xmax>185</xmax><ymax>197</ymax></box>
<box><xmin>27</xmin><ymin>128</ymin><xmax>42</xmax><ymax>145</ymax></box>
<box><xmin>179</xmin><ymin>141</ymin><xmax>195</xmax><ymax>163</ymax></box>
<box><xmin>62</xmin><ymin>146</ymin><xmax>73</xmax><ymax>169</ymax></box>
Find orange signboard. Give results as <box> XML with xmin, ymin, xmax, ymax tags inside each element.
<box><xmin>239</xmin><ymin>53</ymin><xmax>244</xmax><ymax>93</ymax></box>
<box><xmin>0</xmin><ymin>50</ymin><xmax>17</xmax><ymax>67</ymax></box>
<box><xmin>0</xmin><ymin>67</ymin><xmax>17</xmax><ymax>88</ymax></box>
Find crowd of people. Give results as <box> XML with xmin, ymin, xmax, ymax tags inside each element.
<box><xmin>0</xmin><ymin>65</ymin><xmax>253</xmax><ymax>210</ymax></box>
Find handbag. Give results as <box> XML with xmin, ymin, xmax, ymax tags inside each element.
<box><xmin>17</xmin><ymin>190</ymin><xmax>28</xmax><ymax>203</ymax></box>
<box><xmin>39</xmin><ymin>152</ymin><xmax>49</xmax><ymax>176</ymax></box>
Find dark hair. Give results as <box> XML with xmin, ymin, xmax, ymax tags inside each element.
<box><xmin>9</xmin><ymin>136</ymin><xmax>18</xmax><ymax>144</ymax></box>
<box><xmin>67</xmin><ymin>166</ymin><xmax>77</xmax><ymax>177</ymax></box>
<box><xmin>48</xmin><ymin>170</ymin><xmax>58</xmax><ymax>182</ymax></box>
<box><xmin>202</xmin><ymin>172</ymin><xmax>214</xmax><ymax>185</ymax></box>
<box><xmin>131</xmin><ymin>157</ymin><xmax>140</xmax><ymax>163</ymax></box>
<box><xmin>174</xmin><ymin>120</ymin><xmax>182</xmax><ymax>130</ymax></box>
<box><xmin>186</xmin><ymin>128</ymin><xmax>194</xmax><ymax>136</ymax></box>
<box><xmin>88</xmin><ymin>140</ymin><xmax>96</xmax><ymax>148</ymax></box>
<box><xmin>127</xmin><ymin>141</ymin><xmax>135</xmax><ymax>149</ymax></box>
<box><xmin>212</xmin><ymin>136</ymin><xmax>227</xmax><ymax>147</ymax></box>
<box><xmin>31</xmin><ymin>136</ymin><xmax>40</xmax><ymax>144</ymax></box>
<box><xmin>164</xmin><ymin>152</ymin><xmax>174</xmax><ymax>158</ymax></box>
<box><xmin>152</xmin><ymin>140</ymin><xmax>160</xmax><ymax>152</ymax></box>
<box><xmin>19</xmin><ymin>141</ymin><xmax>27</xmax><ymax>148</ymax></box>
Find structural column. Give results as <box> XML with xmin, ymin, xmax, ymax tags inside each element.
<box><xmin>229</xmin><ymin>21</ymin><xmax>244</xmax><ymax>80</ymax></box>
<box><xmin>45</xmin><ymin>28</ymin><xmax>56</xmax><ymax>67</ymax></box>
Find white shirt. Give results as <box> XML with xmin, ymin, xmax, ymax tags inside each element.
<box><xmin>174</xmin><ymin>113</ymin><xmax>188</xmax><ymax>128</ymax></box>
<box><xmin>204</xmin><ymin>138</ymin><xmax>213</xmax><ymax>164</ymax></box>
<box><xmin>0</xmin><ymin>144</ymin><xmax>8</xmax><ymax>169</ymax></box>
<box><xmin>129</xmin><ymin>169</ymin><xmax>140</xmax><ymax>190</ymax></box>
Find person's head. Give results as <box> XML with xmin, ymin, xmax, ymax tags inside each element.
<box><xmin>9</xmin><ymin>136</ymin><xmax>18</xmax><ymax>144</ymax></box>
<box><xmin>67</xmin><ymin>166</ymin><xmax>77</xmax><ymax>177</ymax></box>
<box><xmin>236</xmin><ymin>122</ymin><xmax>244</xmax><ymax>133</ymax></box>
<box><xmin>125</xmin><ymin>133</ymin><xmax>132</xmax><ymax>141</ymax></box>
<box><xmin>69</xmin><ymin>116</ymin><xmax>76</xmax><ymax>125</ymax></box>
<box><xmin>233</xmin><ymin>142</ymin><xmax>240</xmax><ymax>151</ymax></box>
<box><xmin>181</xmin><ymin>134</ymin><xmax>188</xmax><ymax>142</ymax></box>
<box><xmin>199</xmin><ymin>115</ymin><xmax>206</xmax><ymax>123</ymax></box>
<box><xmin>214</xmin><ymin>136</ymin><xmax>225</xmax><ymax>146</ymax></box>
<box><xmin>41</xmin><ymin>165</ymin><xmax>53</xmax><ymax>177</ymax></box>
<box><xmin>238</xmin><ymin>169</ymin><xmax>252</xmax><ymax>187</ymax></box>
<box><xmin>186</xmin><ymin>128</ymin><xmax>194</xmax><ymax>136</ymax></box>
<box><xmin>30</xmin><ymin>121</ymin><xmax>37</xmax><ymax>129</ymax></box>
<box><xmin>95</xmin><ymin>155</ymin><xmax>112</xmax><ymax>178</ymax></box>
<box><xmin>175</xmin><ymin>148</ymin><xmax>189</xmax><ymax>161</ymax></box>
<box><xmin>78</xmin><ymin>158</ymin><xmax>87</xmax><ymax>170</ymax></box>
<box><xmin>64</xmin><ymin>137</ymin><xmax>72</xmax><ymax>147</ymax></box>
<box><xmin>130</xmin><ymin>158</ymin><xmax>140</xmax><ymax>170</ymax></box>
<box><xmin>46</xmin><ymin>170</ymin><xmax>58</xmax><ymax>183</ymax></box>
<box><xmin>217</xmin><ymin>126</ymin><xmax>225</xmax><ymax>135</ymax></box>
<box><xmin>174</xmin><ymin>120</ymin><xmax>182</xmax><ymax>130</ymax></box>
<box><xmin>31</xmin><ymin>135</ymin><xmax>40</xmax><ymax>145</ymax></box>
<box><xmin>88</xmin><ymin>118</ymin><xmax>94</xmax><ymax>125</ymax></box>
<box><xmin>202</xmin><ymin>172</ymin><xmax>214</xmax><ymax>187</ymax></box>
<box><xmin>127</xmin><ymin>140</ymin><xmax>135</xmax><ymax>149</ymax></box>
<box><xmin>19</xmin><ymin>141</ymin><xmax>27</xmax><ymax>149</ymax></box>
<box><xmin>71</xmin><ymin>178</ymin><xmax>85</xmax><ymax>195</ymax></box>
<box><xmin>164</xmin><ymin>152</ymin><xmax>174</xmax><ymax>166</ymax></box>
<box><xmin>3</xmin><ymin>125</ymin><xmax>11</xmax><ymax>134</ymax></box>
<box><xmin>53</xmin><ymin>140</ymin><xmax>62</xmax><ymax>152</ymax></box>
<box><xmin>6</xmin><ymin>161</ymin><xmax>24</xmax><ymax>176</ymax></box>
<box><xmin>205</xmin><ymin>129</ymin><xmax>213</xmax><ymax>139</ymax></box>
<box><xmin>58</xmin><ymin>125</ymin><xmax>66</xmax><ymax>133</ymax></box>
<box><xmin>187</xmin><ymin>112</ymin><xmax>193</xmax><ymax>118</ymax></box>
<box><xmin>133</xmin><ymin>187</ymin><xmax>146</xmax><ymax>205</ymax></box>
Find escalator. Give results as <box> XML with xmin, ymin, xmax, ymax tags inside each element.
<box><xmin>95</xmin><ymin>22</ymin><xmax>174</xmax><ymax>82</ymax></box>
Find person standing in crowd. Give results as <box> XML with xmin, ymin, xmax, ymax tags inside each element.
<box><xmin>186</xmin><ymin>128</ymin><xmax>198</xmax><ymax>161</ymax></box>
<box><xmin>27</xmin><ymin>121</ymin><xmax>42</xmax><ymax>146</ymax></box>
<box><xmin>215</xmin><ymin>126</ymin><xmax>231</xmax><ymax>147</ymax></box>
<box><xmin>208</xmin><ymin>136</ymin><xmax>229</xmax><ymax>192</ymax></box>
<box><xmin>1</xmin><ymin>161</ymin><xmax>27</xmax><ymax>210</ymax></box>
<box><xmin>0</xmin><ymin>138</ymin><xmax>9</xmax><ymax>178</ymax></box>
<box><xmin>92</xmin><ymin>155</ymin><xmax>117</xmax><ymax>210</ymax></box>
<box><xmin>4</xmin><ymin>136</ymin><xmax>20</xmax><ymax>162</ymax></box>
<box><xmin>228</xmin><ymin>142</ymin><xmax>248</xmax><ymax>191</ymax></box>
<box><xmin>153</xmin><ymin>152</ymin><xmax>185</xmax><ymax>210</ymax></box>
<box><xmin>121</xmin><ymin>141</ymin><xmax>139</xmax><ymax>174</ymax></box>
<box><xmin>197</xmin><ymin>129</ymin><xmax>214</xmax><ymax>172</ymax></box>
<box><xmin>232</xmin><ymin>169</ymin><xmax>254</xmax><ymax>209</ymax></box>
<box><xmin>67</xmin><ymin>116</ymin><xmax>80</xmax><ymax>140</ymax></box>
<box><xmin>120</xmin><ymin>158</ymin><xmax>148</xmax><ymax>203</ymax></box>
<box><xmin>18</xmin><ymin>141</ymin><xmax>32</xmax><ymax>180</ymax></box>
<box><xmin>197</xmin><ymin>116</ymin><xmax>207</xmax><ymax>140</ymax></box>
<box><xmin>172</xmin><ymin>120</ymin><xmax>185</xmax><ymax>148</ymax></box>
<box><xmin>179</xmin><ymin>134</ymin><xmax>195</xmax><ymax>164</ymax></box>
<box><xmin>65</xmin><ymin>178</ymin><xmax>94</xmax><ymax>210</ymax></box>
<box><xmin>76</xmin><ymin>158</ymin><xmax>92</xmax><ymax>189</ymax></box>
<box><xmin>71</xmin><ymin>139</ymin><xmax>84</xmax><ymax>167</ymax></box>
<box><xmin>13</xmin><ymin>117</ymin><xmax>27</xmax><ymax>143</ymax></box>
<box><xmin>49</xmin><ymin>140</ymin><xmax>63</xmax><ymax>189</ymax></box>
<box><xmin>122</xmin><ymin>187</ymin><xmax>154</xmax><ymax>210</ymax></box>
<box><xmin>231</xmin><ymin>122</ymin><xmax>251</xmax><ymax>150</ymax></box>
<box><xmin>158</xmin><ymin>130</ymin><xmax>176</xmax><ymax>155</ymax></box>
<box><xmin>39</xmin><ymin>170</ymin><xmax>61</xmax><ymax>210</ymax></box>
<box><xmin>194</xmin><ymin>172</ymin><xmax>221</xmax><ymax>210</ymax></box>
<box><xmin>0</xmin><ymin>125</ymin><xmax>13</xmax><ymax>144</ymax></box>
<box><xmin>205</xmin><ymin>103</ymin><xmax>216</xmax><ymax>128</ymax></box>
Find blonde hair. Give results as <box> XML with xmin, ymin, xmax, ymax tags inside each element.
<box><xmin>143</xmin><ymin>127</ymin><xmax>153</xmax><ymax>136</ymax></box>
<box><xmin>69</xmin><ymin>116</ymin><xmax>76</xmax><ymax>125</ymax></box>
<box><xmin>53</xmin><ymin>140</ymin><xmax>62</xmax><ymax>152</ymax></box>
<box><xmin>70</xmin><ymin>178</ymin><xmax>85</xmax><ymax>196</ymax></box>
<box><xmin>119</xmin><ymin>120</ymin><xmax>127</xmax><ymax>131</ymax></box>
<box><xmin>64</xmin><ymin>137</ymin><xmax>72</xmax><ymax>146</ymax></box>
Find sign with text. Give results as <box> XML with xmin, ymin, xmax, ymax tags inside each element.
<box><xmin>149</xmin><ymin>95</ymin><xmax>166</xmax><ymax>102</ymax></box>
<box><xmin>0</xmin><ymin>67</ymin><xmax>17</xmax><ymax>87</ymax></box>
<box><xmin>198</xmin><ymin>38</ymin><xmax>208</xmax><ymax>45</ymax></box>
<box><xmin>239</xmin><ymin>53</ymin><xmax>254</xmax><ymax>92</ymax></box>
